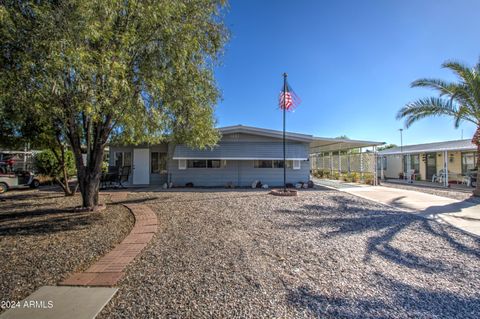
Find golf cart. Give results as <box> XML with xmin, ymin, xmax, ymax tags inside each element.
<box><xmin>0</xmin><ymin>171</ymin><xmax>40</xmax><ymax>194</ymax></box>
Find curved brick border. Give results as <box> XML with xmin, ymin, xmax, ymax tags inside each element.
<box><xmin>59</xmin><ymin>202</ymin><xmax>158</xmax><ymax>287</ymax></box>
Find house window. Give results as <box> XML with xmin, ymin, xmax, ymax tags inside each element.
<box><xmin>151</xmin><ymin>152</ymin><xmax>167</xmax><ymax>174</ymax></box>
<box><xmin>293</xmin><ymin>160</ymin><xmax>301</xmax><ymax>170</ymax></box>
<box><xmin>114</xmin><ymin>151</ymin><xmax>132</xmax><ymax>167</ymax></box>
<box><xmin>187</xmin><ymin>160</ymin><xmax>226</xmax><ymax>168</ymax></box>
<box><xmin>462</xmin><ymin>152</ymin><xmax>477</xmax><ymax>173</ymax></box>
<box><xmin>254</xmin><ymin>160</ymin><xmax>292</xmax><ymax>168</ymax></box>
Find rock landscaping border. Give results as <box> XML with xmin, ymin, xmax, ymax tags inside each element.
<box><xmin>59</xmin><ymin>202</ymin><xmax>158</xmax><ymax>287</ymax></box>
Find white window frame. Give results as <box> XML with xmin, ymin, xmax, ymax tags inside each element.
<box><xmin>293</xmin><ymin>160</ymin><xmax>301</xmax><ymax>170</ymax></box>
<box><xmin>253</xmin><ymin>160</ymin><xmax>293</xmax><ymax>168</ymax></box>
<box><xmin>186</xmin><ymin>159</ymin><xmax>226</xmax><ymax>169</ymax></box>
<box><xmin>178</xmin><ymin>159</ymin><xmax>187</xmax><ymax>170</ymax></box>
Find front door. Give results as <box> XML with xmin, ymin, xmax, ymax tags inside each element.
<box><xmin>426</xmin><ymin>153</ymin><xmax>436</xmax><ymax>181</ymax></box>
<box><xmin>133</xmin><ymin>148</ymin><xmax>150</xmax><ymax>185</ymax></box>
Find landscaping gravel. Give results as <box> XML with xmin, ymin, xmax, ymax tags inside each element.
<box><xmin>382</xmin><ymin>181</ymin><xmax>480</xmax><ymax>204</ymax></box>
<box><xmin>0</xmin><ymin>188</ymin><xmax>134</xmax><ymax>308</ymax></box>
<box><xmin>99</xmin><ymin>188</ymin><xmax>480</xmax><ymax>319</ymax></box>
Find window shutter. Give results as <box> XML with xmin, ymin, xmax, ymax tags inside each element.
<box><xmin>178</xmin><ymin>159</ymin><xmax>186</xmax><ymax>170</ymax></box>
<box><xmin>293</xmin><ymin>160</ymin><xmax>301</xmax><ymax>170</ymax></box>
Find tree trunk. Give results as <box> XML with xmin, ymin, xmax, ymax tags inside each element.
<box><xmin>66</xmin><ymin>112</ymin><xmax>111</xmax><ymax>209</ymax></box>
<box><xmin>77</xmin><ymin>171</ymin><xmax>101</xmax><ymax>208</ymax></box>
<box><xmin>473</xmin><ymin>127</ymin><xmax>480</xmax><ymax>197</ymax></box>
<box><xmin>50</xmin><ymin>145</ymin><xmax>74</xmax><ymax>196</ymax></box>
<box><xmin>474</xmin><ymin>142</ymin><xmax>480</xmax><ymax>197</ymax></box>
<box><xmin>75</xmin><ymin>146</ymin><xmax>104</xmax><ymax>209</ymax></box>
<box><xmin>59</xmin><ymin>144</ymin><xmax>74</xmax><ymax>196</ymax></box>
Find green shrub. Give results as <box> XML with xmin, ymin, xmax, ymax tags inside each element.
<box><xmin>102</xmin><ymin>161</ymin><xmax>109</xmax><ymax>173</ymax></box>
<box><xmin>34</xmin><ymin>149</ymin><xmax>76</xmax><ymax>180</ymax></box>
<box><xmin>363</xmin><ymin>173</ymin><xmax>375</xmax><ymax>185</ymax></box>
<box><xmin>347</xmin><ymin>172</ymin><xmax>360</xmax><ymax>182</ymax></box>
<box><xmin>313</xmin><ymin>169</ymin><xmax>331</xmax><ymax>179</ymax></box>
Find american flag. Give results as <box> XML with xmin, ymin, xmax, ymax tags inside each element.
<box><xmin>279</xmin><ymin>83</ymin><xmax>301</xmax><ymax>111</ymax></box>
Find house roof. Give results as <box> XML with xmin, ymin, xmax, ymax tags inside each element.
<box><xmin>219</xmin><ymin>125</ymin><xmax>384</xmax><ymax>152</ymax></box>
<box><xmin>173</xmin><ymin>142</ymin><xmax>309</xmax><ymax>160</ymax></box>
<box><xmin>378</xmin><ymin>139</ymin><xmax>476</xmax><ymax>155</ymax></box>
<box><xmin>219</xmin><ymin>125</ymin><xmax>315</xmax><ymax>143</ymax></box>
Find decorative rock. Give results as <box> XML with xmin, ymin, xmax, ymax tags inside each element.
<box><xmin>262</xmin><ymin>184</ymin><xmax>269</xmax><ymax>189</ymax></box>
<box><xmin>169</xmin><ymin>182</ymin><xmax>174</xmax><ymax>188</ymax></box>
<box><xmin>307</xmin><ymin>180</ymin><xmax>314</xmax><ymax>188</ymax></box>
<box><xmin>302</xmin><ymin>183</ymin><xmax>308</xmax><ymax>189</ymax></box>
<box><xmin>252</xmin><ymin>180</ymin><xmax>259</xmax><ymax>189</ymax></box>
<box><xmin>295</xmin><ymin>183</ymin><xmax>302</xmax><ymax>189</ymax></box>
<box><xmin>162</xmin><ymin>183</ymin><xmax>168</xmax><ymax>189</ymax></box>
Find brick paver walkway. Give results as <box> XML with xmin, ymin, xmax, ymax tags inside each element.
<box><xmin>100</xmin><ymin>191</ymin><xmax>129</xmax><ymax>202</ymax></box>
<box><xmin>60</xmin><ymin>203</ymin><xmax>157</xmax><ymax>287</ymax></box>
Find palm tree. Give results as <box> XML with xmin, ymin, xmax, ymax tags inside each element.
<box><xmin>397</xmin><ymin>59</ymin><xmax>480</xmax><ymax>196</ymax></box>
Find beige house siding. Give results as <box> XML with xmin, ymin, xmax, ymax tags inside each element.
<box><xmin>382</xmin><ymin>151</ymin><xmax>465</xmax><ymax>181</ymax></box>
<box><xmin>384</xmin><ymin>154</ymin><xmax>402</xmax><ymax>178</ymax></box>
<box><xmin>419</xmin><ymin>156</ymin><xmax>426</xmax><ymax>180</ymax></box>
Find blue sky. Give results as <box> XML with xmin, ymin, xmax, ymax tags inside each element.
<box><xmin>214</xmin><ymin>0</ymin><xmax>480</xmax><ymax>146</ymax></box>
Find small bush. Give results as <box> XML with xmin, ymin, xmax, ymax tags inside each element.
<box><xmin>34</xmin><ymin>149</ymin><xmax>76</xmax><ymax>181</ymax></box>
<box><xmin>363</xmin><ymin>173</ymin><xmax>375</xmax><ymax>185</ymax></box>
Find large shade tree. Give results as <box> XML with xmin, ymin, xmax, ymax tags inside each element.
<box><xmin>397</xmin><ymin>59</ymin><xmax>480</xmax><ymax>196</ymax></box>
<box><xmin>0</xmin><ymin>0</ymin><xmax>228</xmax><ymax>208</ymax></box>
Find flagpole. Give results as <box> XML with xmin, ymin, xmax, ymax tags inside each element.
<box><xmin>283</xmin><ymin>73</ymin><xmax>287</xmax><ymax>192</ymax></box>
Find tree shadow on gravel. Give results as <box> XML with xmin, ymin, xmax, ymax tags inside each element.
<box><xmin>0</xmin><ymin>208</ymin><xmax>99</xmax><ymax>236</ymax></box>
<box><xmin>286</xmin><ymin>272</ymin><xmax>480</xmax><ymax>319</ymax></box>
<box><xmin>0</xmin><ymin>191</ymin><xmax>65</xmax><ymax>202</ymax></box>
<box><xmin>113</xmin><ymin>197</ymin><xmax>161</xmax><ymax>205</ymax></box>
<box><xmin>277</xmin><ymin>195</ymin><xmax>480</xmax><ymax>273</ymax></box>
<box><xmin>0</xmin><ymin>201</ymin><xmax>55</xmax><ymax>213</ymax></box>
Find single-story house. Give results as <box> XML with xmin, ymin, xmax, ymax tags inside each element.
<box><xmin>109</xmin><ymin>125</ymin><xmax>383</xmax><ymax>187</ymax></box>
<box><xmin>378</xmin><ymin>139</ymin><xmax>478</xmax><ymax>185</ymax></box>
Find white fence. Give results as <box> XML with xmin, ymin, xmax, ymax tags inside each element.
<box><xmin>310</xmin><ymin>152</ymin><xmax>377</xmax><ymax>175</ymax></box>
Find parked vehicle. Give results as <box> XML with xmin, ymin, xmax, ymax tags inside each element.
<box><xmin>0</xmin><ymin>171</ymin><xmax>40</xmax><ymax>194</ymax></box>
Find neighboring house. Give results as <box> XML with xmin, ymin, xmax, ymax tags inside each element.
<box><xmin>378</xmin><ymin>139</ymin><xmax>477</xmax><ymax>183</ymax></box>
<box><xmin>109</xmin><ymin>125</ymin><xmax>383</xmax><ymax>187</ymax></box>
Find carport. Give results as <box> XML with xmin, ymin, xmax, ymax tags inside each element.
<box><xmin>309</xmin><ymin>137</ymin><xmax>385</xmax><ymax>185</ymax></box>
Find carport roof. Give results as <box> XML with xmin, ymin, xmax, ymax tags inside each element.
<box><xmin>220</xmin><ymin>125</ymin><xmax>384</xmax><ymax>153</ymax></box>
<box><xmin>109</xmin><ymin>125</ymin><xmax>384</xmax><ymax>153</ymax></box>
<box><xmin>309</xmin><ymin>137</ymin><xmax>385</xmax><ymax>153</ymax></box>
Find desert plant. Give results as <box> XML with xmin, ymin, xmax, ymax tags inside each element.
<box><xmin>397</xmin><ymin>59</ymin><xmax>480</xmax><ymax>196</ymax></box>
<box><xmin>363</xmin><ymin>173</ymin><xmax>375</xmax><ymax>185</ymax></box>
<box><xmin>34</xmin><ymin>149</ymin><xmax>76</xmax><ymax>194</ymax></box>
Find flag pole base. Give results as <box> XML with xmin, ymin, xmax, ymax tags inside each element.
<box><xmin>269</xmin><ymin>189</ymin><xmax>298</xmax><ymax>196</ymax></box>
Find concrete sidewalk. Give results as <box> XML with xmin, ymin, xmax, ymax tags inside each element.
<box><xmin>0</xmin><ymin>286</ymin><xmax>117</xmax><ymax>319</ymax></box>
<box><xmin>338</xmin><ymin>184</ymin><xmax>480</xmax><ymax>236</ymax></box>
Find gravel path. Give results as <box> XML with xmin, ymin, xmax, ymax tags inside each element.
<box><xmin>382</xmin><ymin>181</ymin><xmax>480</xmax><ymax>204</ymax></box>
<box><xmin>0</xmin><ymin>188</ymin><xmax>134</xmax><ymax>307</ymax></box>
<box><xmin>99</xmin><ymin>188</ymin><xmax>480</xmax><ymax>319</ymax></box>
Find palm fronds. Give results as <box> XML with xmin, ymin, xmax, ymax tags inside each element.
<box><xmin>399</xmin><ymin>59</ymin><xmax>480</xmax><ymax>129</ymax></box>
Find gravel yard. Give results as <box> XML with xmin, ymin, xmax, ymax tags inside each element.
<box><xmin>99</xmin><ymin>188</ymin><xmax>480</xmax><ymax>319</ymax></box>
<box><xmin>383</xmin><ymin>181</ymin><xmax>480</xmax><ymax>204</ymax></box>
<box><xmin>0</xmin><ymin>188</ymin><xmax>134</xmax><ymax>307</ymax></box>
